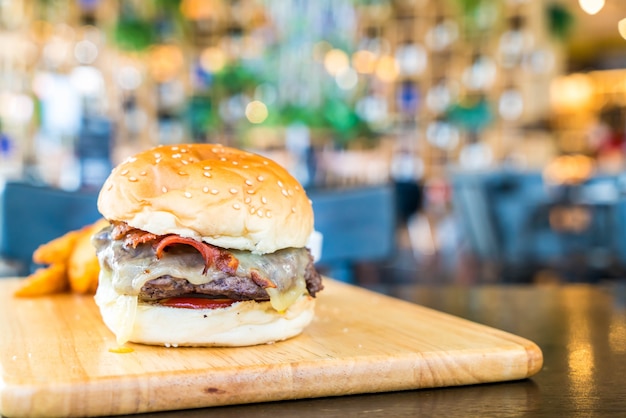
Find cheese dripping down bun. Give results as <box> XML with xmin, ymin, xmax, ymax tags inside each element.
<box><xmin>94</xmin><ymin>144</ymin><xmax>321</xmax><ymax>347</ymax></box>
<box><xmin>98</xmin><ymin>144</ymin><xmax>314</xmax><ymax>254</ymax></box>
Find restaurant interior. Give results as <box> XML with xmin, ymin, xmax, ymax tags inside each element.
<box><xmin>2</xmin><ymin>0</ymin><xmax>626</xmax><ymax>287</ymax></box>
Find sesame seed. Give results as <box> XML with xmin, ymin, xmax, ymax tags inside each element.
<box><xmin>245</xmin><ymin>180</ymin><xmax>253</xmax><ymax>186</ymax></box>
<box><xmin>154</xmin><ymin>153</ymin><xmax>161</xmax><ymax>158</ymax></box>
<box><xmin>246</xmin><ymin>189</ymin><xmax>255</xmax><ymax>195</ymax></box>
<box><xmin>211</xmin><ymin>148</ymin><xmax>219</xmax><ymax>153</ymax></box>
<box><xmin>120</xmin><ymin>169</ymin><xmax>129</xmax><ymax>176</ymax></box>
<box><xmin>244</xmin><ymin>197</ymin><xmax>251</xmax><ymax>204</ymax></box>
<box><xmin>261</xmin><ymin>196</ymin><xmax>267</xmax><ymax>204</ymax></box>
<box><xmin>179</xmin><ymin>171</ymin><xmax>187</xmax><ymax>176</ymax></box>
<box><xmin>257</xmin><ymin>210</ymin><xmax>264</xmax><ymax>218</ymax></box>
<box><xmin>203</xmin><ymin>186</ymin><xmax>209</xmax><ymax>193</ymax></box>
<box><xmin>128</xmin><ymin>176</ymin><xmax>137</xmax><ymax>182</ymax></box>
<box><xmin>281</xmin><ymin>189</ymin><xmax>289</xmax><ymax>197</ymax></box>
<box><xmin>203</xmin><ymin>166</ymin><xmax>211</xmax><ymax>170</ymax></box>
<box><xmin>295</xmin><ymin>185</ymin><xmax>300</xmax><ymax>190</ymax></box>
<box><xmin>184</xmin><ymin>192</ymin><xmax>192</xmax><ymax>198</ymax></box>
<box><xmin>140</xmin><ymin>171</ymin><xmax>147</xmax><ymax>176</ymax></box>
<box><xmin>172</xmin><ymin>153</ymin><xmax>181</xmax><ymax>159</ymax></box>
<box><xmin>180</xmin><ymin>148</ymin><xmax>188</xmax><ymax>153</ymax></box>
<box><xmin>229</xmin><ymin>188</ymin><xmax>238</xmax><ymax>194</ymax></box>
<box><xmin>288</xmin><ymin>189</ymin><xmax>294</xmax><ymax>196</ymax></box>
<box><xmin>203</xmin><ymin>172</ymin><xmax>211</xmax><ymax>178</ymax></box>
<box><xmin>232</xmin><ymin>161</ymin><xmax>238</xmax><ymax>165</ymax></box>
<box><xmin>257</xmin><ymin>175</ymin><xmax>264</xmax><ymax>182</ymax></box>
<box><xmin>263</xmin><ymin>160</ymin><xmax>269</xmax><ymax>165</ymax></box>
<box><xmin>181</xmin><ymin>160</ymin><xmax>188</xmax><ymax>165</ymax></box>
<box><xmin>277</xmin><ymin>180</ymin><xmax>284</xmax><ymax>188</ymax></box>
<box><xmin>243</xmin><ymin>165</ymin><xmax>249</xmax><ymax>169</ymax></box>
<box><xmin>162</xmin><ymin>186</ymin><xmax>168</xmax><ymax>193</ymax></box>
<box><xmin>291</xmin><ymin>207</ymin><xmax>297</xmax><ymax>213</ymax></box>
<box><xmin>128</xmin><ymin>157</ymin><xmax>137</xmax><ymax>163</ymax></box>
<box><xmin>266</xmin><ymin>211</ymin><xmax>272</xmax><ymax>218</ymax></box>
<box><xmin>250</xmin><ymin>207</ymin><xmax>256</xmax><ymax>214</ymax></box>
<box><xmin>233</xmin><ymin>203</ymin><xmax>241</xmax><ymax>210</ymax></box>
<box><xmin>171</xmin><ymin>146</ymin><xmax>179</xmax><ymax>151</ymax></box>
<box><xmin>210</xmin><ymin>189</ymin><xmax>219</xmax><ymax>195</ymax></box>
<box><xmin>220</xmin><ymin>157</ymin><xmax>227</xmax><ymax>162</ymax></box>
<box><xmin>155</xmin><ymin>158</ymin><xmax>162</xmax><ymax>164</ymax></box>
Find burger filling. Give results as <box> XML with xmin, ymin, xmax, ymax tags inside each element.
<box><xmin>92</xmin><ymin>222</ymin><xmax>323</xmax><ymax>313</ymax></box>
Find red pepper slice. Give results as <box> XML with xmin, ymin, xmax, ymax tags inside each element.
<box><xmin>159</xmin><ymin>297</ymin><xmax>237</xmax><ymax>309</ymax></box>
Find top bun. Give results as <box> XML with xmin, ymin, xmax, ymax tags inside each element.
<box><xmin>98</xmin><ymin>144</ymin><xmax>313</xmax><ymax>254</ymax></box>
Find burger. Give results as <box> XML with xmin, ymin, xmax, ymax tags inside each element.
<box><xmin>92</xmin><ymin>144</ymin><xmax>323</xmax><ymax>347</ymax></box>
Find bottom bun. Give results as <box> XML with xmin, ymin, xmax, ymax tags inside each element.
<box><xmin>94</xmin><ymin>272</ymin><xmax>316</xmax><ymax>347</ymax></box>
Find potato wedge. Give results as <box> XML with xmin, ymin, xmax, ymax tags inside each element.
<box><xmin>32</xmin><ymin>229</ymin><xmax>82</xmax><ymax>265</ymax></box>
<box><xmin>15</xmin><ymin>219</ymin><xmax>109</xmax><ymax>297</ymax></box>
<box><xmin>68</xmin><ymin>219</ymin><xmax>108</xmax><ymax>294</ymax></box>
<box><xmin>14</xmin><ymin>263</ymin><xmax>69</xmax><ymax>297</ymax></box>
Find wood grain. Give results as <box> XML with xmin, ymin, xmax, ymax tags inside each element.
<box><xmin>0</xmin><ymin>278</ymin><xmax>542</xmax><ymax>417</ymax></box>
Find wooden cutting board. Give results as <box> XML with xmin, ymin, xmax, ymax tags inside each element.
<box><xmin>0</xmin><ymin>278</ymin><xmax>542</xmax><ymax>417</ymax></box>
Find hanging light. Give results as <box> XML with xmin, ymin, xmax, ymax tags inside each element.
<box><xmin>619</xmin><ymin>18</ymin><xmax>626</xmax><ymax>39</ymax></box>
<box><xmin>579</xmin><ymin>0</ymin><xmax>605</xmax><ymax>15</ymax></box>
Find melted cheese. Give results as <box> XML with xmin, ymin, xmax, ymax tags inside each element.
<box><xmin>94</xmin><ymin>267</ymin><xmax>138</xmax><ymax>345</ymax></box>
<box><xmin>94</xmin><ymin>233</ymin><xmax>311</xmax><ymax>317</ymax></box>
<box><xmin>266</xmin><ymin>277</ymin><xmax>307</xmax><ymax>312</ymax></box>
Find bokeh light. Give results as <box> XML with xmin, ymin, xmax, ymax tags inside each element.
<box><xmin>245</xmin><ymin>100</ymin><xmax>269</xmax><ymax>124</ymax></box>
<box><xmin>579</xmin><ymin>0</ymin><xmax>605</xmax><ymax>15</ymax></box>
<box><xmin>324</xmin><ymin>48</ymin><xmax>349</xmax><ymax>76</ymax></box>
<box><xmin>352</xmin><ymin>50</ymin><xmax>377</xmax><ymax>74</ymax></box>
<box><xmin>148</xmin><ymin>44</ymin><xmax>185</xmax><ymax>83</ymax></box>
<box><xmin>375</xmin><ymin>55</ymin><xmax>398</xmax><ymax>82</ymax></box>
<box><xmin>544</xmin><ymin>154</ymin><xmax>594</xmax><ymax>184</ymax></box>
<box><xmin>336</xmin><ymin>67</ymin><xmax>358</xmax><ymax>90</ymax></box>
<box><xmin>550</xmin><ymin>73</ymin><xmax>594</xmax><ymax>112</ymax></box>
<box><xmin>200</xmin><ymin>47</ymin><xmax>227</xmax><ymax>73</ymax></box>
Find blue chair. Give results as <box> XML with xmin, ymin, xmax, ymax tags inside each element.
<box><xmin>308</xmin><ymin>185</ymin><xmax>396</xmax><ymax>282</ymax></box>
<box><xmin>450</xmin><ymin>170</ymin><xmax>551</xmax><ymax>281</ymax></box>
<box><xmin>0</xmin><ymin>182</ymin><xmax>101</xmax><ymax>276</ymax></box>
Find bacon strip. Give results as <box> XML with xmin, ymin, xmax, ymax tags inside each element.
<box><xmin>124</xmin><ymin>229</ymin><xmax>158</xmax><ymax>248</ymax></box>
<box><xmin>110</xmin><ymin>221</ymin><xmax>132</xmax><ymax>239</ymax></box>
<box><xmin>111</xmin><ymin>221</ymin><xmax>158</xmax><ymax>248</ymax></box>
<box><xmin>154</xmin><ymin>235</ymin><xmax>239</xmax><ymax>275</ymax></box>
<box><xmin>250</xmin><ymin>269</ymin><xmax>277</xmax><ymax>289</ymax></box>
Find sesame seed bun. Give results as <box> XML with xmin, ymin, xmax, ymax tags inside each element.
<box><xmin>97</xmin><ymin>144</ymin><xmax>314</xmax><ymax>254</ymax></box>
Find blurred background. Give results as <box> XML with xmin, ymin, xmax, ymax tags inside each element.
<box><xmin>2</xmin><ymin>0</ymin><xmax>626</xmax><ymax>285</ymax></box>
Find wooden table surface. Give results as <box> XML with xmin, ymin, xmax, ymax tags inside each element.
<box><xmin>105</xmin><ymin>280</ymin><xmax>626</xmax><ymax>418</ymax></box>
